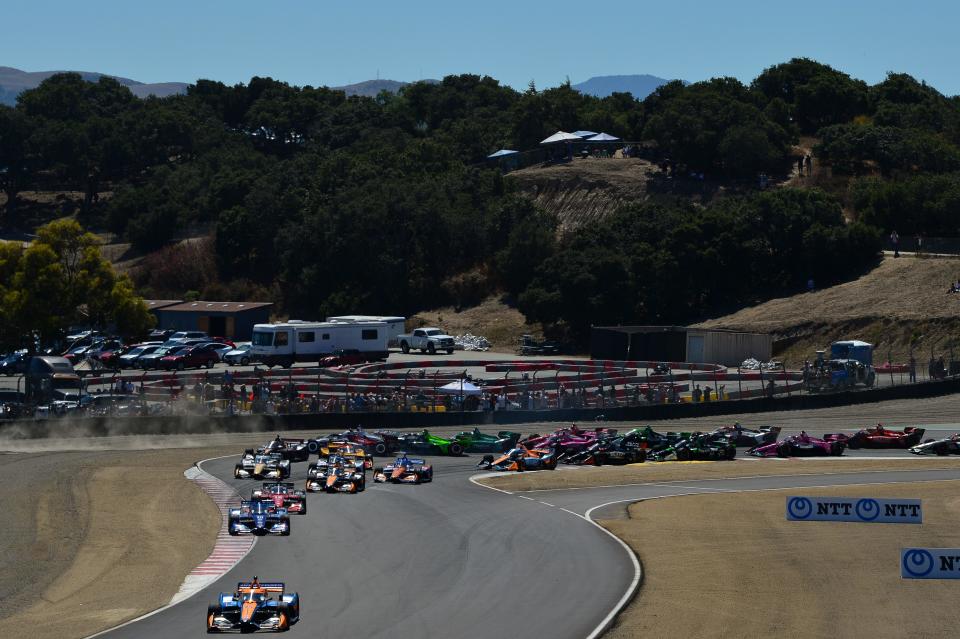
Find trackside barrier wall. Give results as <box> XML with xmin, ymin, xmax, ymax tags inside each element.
<box><xmin>6</xmin><ymin>374</ymin><xmax>960</xmax><ymax>438</ymax></box>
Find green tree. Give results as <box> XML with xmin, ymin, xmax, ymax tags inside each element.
<box><xmin>0</xmin><ymin>105</ymin><xmax>34</xmax><ymax>225</ymax></box>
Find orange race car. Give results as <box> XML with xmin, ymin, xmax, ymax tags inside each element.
<box><xmin>206</xmin><ymin>577</ymin><xmax>300</xmax><ymax>633</ymax></box>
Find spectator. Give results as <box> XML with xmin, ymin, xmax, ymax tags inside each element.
<box><xmin>909</xmin><ymin>356</ymin><xmax>917</xmax><ymax>383</ymax></box>
<box><xmin>890</xmin><ymin>230</ymin><xmax>900</xmax><ymax>257</ymax></box>
<box><xmin>807</xmin><ymin>278</ymin><xmax>815</xmax><ymax>293</ymax></box>
<box><xmin>805</xmin><ymin>154</ymin><xmax>812</xmax><ymax>175</ymax></box>
<box><xmin>703</xmin><ymin>386</ymin><xmax>712</xmax><ymax>402</ymax></box>
<box><xmin>916</xmin><ymin>233</ymin><xmax>923</xmax><ymax>254</ymax></box>
<box><xmin>692</xmin><ymin>384</ymin><xmax>702</xmax><ymax>403</ymax></box>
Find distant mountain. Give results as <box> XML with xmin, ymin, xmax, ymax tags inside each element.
<box><xmin>333</xmin><ymin>78</ymin><xmax>439</xmax><ymax>97</ymax></box>
<box><xmin>0</xmin><ymin>66</ymin><xmax>188</xmax><ymax>105</ymax></box>
<box><xmin>573</xmin><ymin>74</ymin><xmax>678</xmax><ymax>99</ymax></box>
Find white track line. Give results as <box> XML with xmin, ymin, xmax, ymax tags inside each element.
<box><xmin>84</xmin><ymin>454</ymin><xmax>252</xmax><ymax>639</ymax></box>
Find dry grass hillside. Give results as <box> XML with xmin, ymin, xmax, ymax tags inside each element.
<box><xmin>508</xmin><ymin>157</ymin><xmax>658</xmax><ymax>227</ymax></box>
<box><xmin>696</xmin><ymin>255</ymin><xmax>960</xmax><ymax>363</ymax></box>
<box><xmin>409</xmin><ymin>296</ymin><xmax>544</xmax><ymax>353</ymax></box>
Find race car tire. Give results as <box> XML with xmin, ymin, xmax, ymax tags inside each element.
<box><xmin>676</xmin><ymin>448</ymin><xmax>691</xmax><ymax>461</ymax></box>
<box><xmin>277</xmin><ymin>604</ymin><xmax>291</xmax><ymax>631</ymax></box>
<box><xmin>830</xmin><ymin>442</ymin><xmax>844</xmax><ymax>456</ymax></box>
<box><xmin>306</xmin><ymin>440</ymin><xmax>321</xmax><ymax>454</ymax></box>
<box><xmin>401</xmin><ymin>342</ymin><xmax>410</xmax><ymax>354</ymax></box>
<box><xmin>414</xmin><ymin>473</ymin><xmax>422</xmax><ymax>485</ymax></box>
<box><xmin>234</xmin><ymin>464</ymin><xmax>243</xmax><ymax>478</ymax></box>
<box><xmin>777</xmin><ymin>444</ymin><xmax>792</xmax><ymax>458</ymax></box>
<box><xmin>299</xmin><ymin>500</ymin><xmax>307</xmax><ymax>514</ymax></box>
<box><xmin>846</xmin><ymin>437</ymin><xmax>861</xmax><ymax>450</ymax></box>
<box><xmin>447</xmin><ymin>349</ymin><xmax>454</xmax><ymax>354</ymax></box>
<box><xmin>207</xmin><ymin>604</ymin><xmax>220</xmax><ymax>632</ymax></box>
<box><xmin>244</xmin><ymin>448</ymin><xmax>254</xmax><ymax>456</ymax></box>
<box><xmin>725</xmin><ymin>446</ymin><xmax>736</xmax><ymax>460</ymax></box>
<box><xmin>374</xmin><ymin>442</ymin><xmax>388</xmax><ymax>456</ymax></box>
<box><xmin>281</xmin><ymin>522</ymin><xmax>291</xmax><ymax>536</ymax></box>
<box><xmin>936</xmin><ymin>444</ymin><xmax>949</xmax><ymax>456</ymax></box>
<box><xmin>449</xmin><ymin>442</ymin><xmax>464</xmax><ymax>456</ymax></box>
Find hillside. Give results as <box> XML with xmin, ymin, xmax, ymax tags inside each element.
<box><xmin>332</xmin><ymin>78</ymin><xmax>439</xmax><ymax>97</ymax></box>
<box><xmin>695</xmin><ymin>255</ymin><xmax>960</xmax><ymax>363</ymax></box>
<box><xmin>572</xmin><ymin>74</ymin><xmax>676</xmax><ymax>98</ymax></box>
<box><xmin>508</xmin><ymin>157</ymin><xmax>658</xmax><ymax>227</ymax></box>
<box><xmin>0</xmin><ymin>66</ymin><xmax>187</xmax><ymax>105</ymax></box>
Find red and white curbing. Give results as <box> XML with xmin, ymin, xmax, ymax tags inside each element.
<box><xmin>171</xmin><ymin>460</ymin><xmax>256</xmax><ymax>604</ymax></box>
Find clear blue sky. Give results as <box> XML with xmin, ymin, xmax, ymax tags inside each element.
<box><xmin>3</xmin><ymin>0</ymin><xmax>958</xmax><ymax>94</ymax></box>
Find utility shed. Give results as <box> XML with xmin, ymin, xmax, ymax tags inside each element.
<box><xmin>591</xmin><ymin>325</ymin><xmax>772</xmax><ymax>366</ymax></box>
<box><xmin>154</xmin><ymin>301</ymin><xmax>273</xmax><ymax>341</ymax></box>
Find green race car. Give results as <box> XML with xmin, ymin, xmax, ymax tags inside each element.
<box><xmin>397</xmin><ymin>429</ymin><xmax>466</xmax><ymax>456</ymax></box>
<box><xmin>454</xmin><ymin>428</ymin><xmax>521</xmax><ymax>453</ymax></box>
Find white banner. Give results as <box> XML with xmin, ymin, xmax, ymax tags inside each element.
<box><xmin>786</xmin><ymin>496</ymin><xmax>921</xmax><ymax>523</ymax></box>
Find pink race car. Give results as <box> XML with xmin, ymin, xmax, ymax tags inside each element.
<box><xmin>748</xmin><ymin>431</ymin><xmax>845</xmax><ymax>457</ymax></box>
<box><xmin>520</xmin><ymin>426</ymin><xmax>613</xmax><ymax>453</ymax></box>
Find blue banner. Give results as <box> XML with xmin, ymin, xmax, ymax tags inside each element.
<box><xmin>902</xmin><ymin>549</ymin><xmax>960</xmax><ymax>579</ymax></box>
<box><xmin>786</xmin><ymin>496</ymin><xmax>921</xmax><ymax>523</ymax></box>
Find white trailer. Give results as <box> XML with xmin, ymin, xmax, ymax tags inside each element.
<box><xmin>325</xmin><ymin>315</ymin><xmax>406</xmax><ymax>348</ymax></box>
<box><xmin>250</xmin><ymin>320</ymin><xmax>389</xmax><ymax>367</ymax></box>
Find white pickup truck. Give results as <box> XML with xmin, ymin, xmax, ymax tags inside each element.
<box><xmin>397</xmin><ymin>328</ymin><xmax>455</xmax><ymax>354</ymax></box>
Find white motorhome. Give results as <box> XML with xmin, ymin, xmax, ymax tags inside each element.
<box><xmin>326</xmin><ymin>315</ymin><xmax>406</xmax><ymax>348</ymax></box>
<box><xmin>250</xmin><ymin>320</ymin><xmax>389</xmax><ymax>367</ymax></box>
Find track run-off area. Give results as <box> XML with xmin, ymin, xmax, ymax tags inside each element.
<box><xmin>93</xmin><ymin>431</ymin><xmax>960</xmax><ymax>638</ymax></box>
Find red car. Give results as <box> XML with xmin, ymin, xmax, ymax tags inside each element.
<box><xmin>824</xmin><ymin>425</ymin><xmax>925</xmax><ymax>449</ymax></box>
<box><xmin>159</xmin><ymin>343</ymin><xmax>221</xmax><ymax>370</ymax></box>
<box><xmin>251</xmin><ymin>482</ymin><xmax>307</xmax><ymax>515</ymax></box>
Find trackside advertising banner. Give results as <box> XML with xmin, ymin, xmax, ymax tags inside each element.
<box><xmin>786</xmin><ymin>496</ymin><xmax>922</xmax><ymax>523</ymax></box>
<box><xmin>902</xmin><ymin>549</ymin><xmax>960</xmax><ymax>579</ymax></box>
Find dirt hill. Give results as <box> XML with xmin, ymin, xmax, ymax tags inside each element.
<box><xmin>695</xmin><ymin>255</ymin><xmax>960</xmax><ymax>364</ymax></box>
<box><xmin>508</xmin><ymin>158</ymin><xmax>658</xmax><ymax>227</ymax></box>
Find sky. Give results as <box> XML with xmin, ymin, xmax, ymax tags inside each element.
<box><xmin>3</xmin><ymin>0</ymin><xmax>959</xmax><ymax>94</ymax></box>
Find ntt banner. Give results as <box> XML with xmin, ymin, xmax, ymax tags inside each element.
<box><xmin>786</xmin><ymin>496</ymin><xmax>922</xmax><ymax>523</ymax></box>
<box><xmin>902</xmin><ymin>549</ymin><xmax>960</xmax><ymax>579</ymax></box>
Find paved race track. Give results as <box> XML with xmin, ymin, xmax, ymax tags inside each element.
<box><xmin>98</xmin><ymin>429</ymin><xmax>960</xmax><ymax>639</ymax></box>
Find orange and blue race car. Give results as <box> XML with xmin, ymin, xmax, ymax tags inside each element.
<box><xmin>305</xmin><ymin>455</ymin><xmax>366</xmax><ymax>493</ymax></box>
<box><xmin>206</xmin><ymin>577</ymin><xmax>300</xmax><ymax>633</ymax></box>
<box><xmin>373</xmin><ymin>453</ymin><xmax>433</xmax><ymax>484</ymax></box>
<box><xmin>476</xmin><ymin>445</ymin><xmax>558</xmax><ymax>471</ymax></box>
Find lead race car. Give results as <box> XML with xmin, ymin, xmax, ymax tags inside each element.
<box><xmin>910</xmin><ymin>433</ymin><xmax>960</xmax><ymax>456</ymax></box>
<box><xmin>824</xmin><ymin>424</ymin><xmax>925</xmax><ymax>449</ymax></box>
<box><xmin>252</xmin><ymin>482</ymin><xmax>308</xmax><ymax>515</ymax></box>
<box><xmin>373</xmin><ymin>453</ymin><xmax>433</xmax><ymax>484</ymax></box>
<box><xmin>228</xmin><ymin>500</ymin><xmax>291</xmax><ymax>536</ymax></box>
<box><xmin>748</xmin><ymin>431</ymin><xmax>845</xmax><ymax>457</ymax></box>
<box><xmin>234</xmin><ymin>452</ymin><xmax>292</xmax><ymax>480</ymax></box>
<box><xmin>206</xmin><ymin>577</ymin><xmax>300</xmax><ymax>633</ymax></box>
<box><xmin>710</xmin><ymin>423</ymin><xmax>781</xmax><ymax>447</ymax></box>
<box><xmin>254</xmin><ymin>435</ymin><xmax>319</xmax><ymax>462</ymax></box>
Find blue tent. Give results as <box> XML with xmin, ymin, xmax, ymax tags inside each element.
<box><xmin>487</xmin><ymin>149</ymin><xmax>519</xmax><ymax>158</ymax></box>
<box><xmin>586</xmin><ymin>132</ymin><xmax>620</xmax><ymax>142</ymax></box>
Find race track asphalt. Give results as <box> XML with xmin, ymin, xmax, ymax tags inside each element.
<box><xmin>98</xmin><ymin>429</ymin><xmax>960</xmax><ymax>639</ymax></box>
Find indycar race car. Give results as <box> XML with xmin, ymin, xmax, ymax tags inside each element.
<box><xmin>305</xmin><ymin>456</ymin><xmax>366</xmax><ymax>493</ymax></box>
<box><xmin>336</xmin><ymin>428</ymin><xmax>395</xmax><ymax>456</ymax></box>
<box><xmin>909</xmin><ymin>433</ymin><xmax>960</xmax><ymax>456</ymax></box>
<box><xmin>315</xmin><ymin>441</ymin><xmax>374</xmax><ymax>469</ymax></box>
<box><xmin>392</xmin><ymin>429</ymin><xmax>465</xmax><ymax>456</ymax></box>
<box><xmin>648</xmin><ymin>433</ymin><xmax>736</xmax><ymax>462</ymax></box>
<box><xmin>710</xmin><ymin>424</ymin><xmax>781</xmax><ymax>447</ymax></box>
<box><xmin>373</xmin><ymin>453</ymin><xmax>433</xmax><ymax>483</ymax></box>
<box><xmin>454</xmin><ymin>428</ymin><xmax>521</xmax><ymax>453</ymax></box>
<box><xmin>228</xmin><ymin>500</ymin><xmax>291</xmax><ymax>536</ymax></box>
<box><xmin>234</xmin><ymin>452</ymin><xmax>291</xmax><ymax>480</ymax></box>
<box><xmin>824</xmin><ymin>424</ymin><xmax>925</xmax><ymax>449</ymax></box>
<box><xmin>206</xmin><ymin>577</ymin><xmax>300</xmax><ymax>633</ymax></box>
<box><xmin>252</xmin><ymin>482</ymin><xmax>308</xmax><ymax>515</ymax></box>
<box><xmin>476</xmin><ymin>446</ymin><xmax>558</xmax><ymax>471</ymax></box>
<box><xmin>563</xmin><ymin>432</ymin><xmax>647</xmax><ymax>465</ymax></box>
<box><xmin>748</xmin><ymin>431</ymin><xmax>845</xmax><ymax>457</ymax></box>
<box><xmin>254</xmin><ymin>436</ymin><xmax>320</xmax><ymax>462</ymax></box>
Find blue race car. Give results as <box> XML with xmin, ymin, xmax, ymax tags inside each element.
<box><xmin>228</xmin><ymin>500</ymin><xmax>291</xmax><ymax>536</ymax></box>
<box><xmin>206</xmin><ymin>578</ymin><xmax>300</xmax><ymax>633</ymax></box>
<box><xmin>373</xmin><ymin>453</ymin><xmax>433</xmax><ymax>484</ymax></box>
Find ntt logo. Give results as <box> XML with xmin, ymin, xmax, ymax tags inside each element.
<box><xmin>787</xmin><ymin>497</ymin><xmax>812</xmax><ymax>519</ymax></box>
<box><xmin>786</xmin><ymin>496</ymin><xmax>921</xmax><ymax>523</ymax></box>
<box><xmin>902</xmin><ymin>549</ymin><xmax>935</xmax><ymax>577</ymax></box>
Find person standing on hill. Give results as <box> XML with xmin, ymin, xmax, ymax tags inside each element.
<box><xmin>797</xmin><ymin>157</ymin><xmax>804</xmax><ymax>177</ymax></box>
<box><xmin>890</xmin><ymin>230</ymin><xmax>900</xmax><ymax>257</ymax></box>
<box><xmin>804</xmin><ymin>154</ymin><xmax>812</xmax><ymax>176</ymax></box>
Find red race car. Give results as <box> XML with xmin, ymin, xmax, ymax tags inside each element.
<box><xmin>251</xmin><ymin>482</ymin><xmax>308</xmax><ymax>515</ymax></box>
<box><xmin>824</xmin><ymin>424</ymin><xmax>925</xmax><ymax>449</ymax></box>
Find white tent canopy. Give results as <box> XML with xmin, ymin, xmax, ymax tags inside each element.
<box><xmin>572</xmin><ymin>130</ymin><xmax>598</xmax><ymax>139</ymax></box>
<box><xmin>540</xmin><ymin>131</ymin><xmax>582</xmax><ymax>145</ymax></box>
<box><xmin>438</xmin><ymin>380</ymin><xmax>483</xmax><ymax>395</ymax></box>
<box><xmin>587</xmin><ymin>132</ymin><xmax>620</xmax><ymax>141</ymax></box>
<box><xmin>487</xmin><ymin>149</ymin><xmax>519</xmax><ymax>158</ymax></box>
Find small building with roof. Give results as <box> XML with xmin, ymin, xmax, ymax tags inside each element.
<box><xmin>153</xmin><ymin>301</ymin><xmax>274</xmax><ymax>341</ymax></box>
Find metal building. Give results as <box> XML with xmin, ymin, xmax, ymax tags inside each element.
<box><xmin>154</xmin><ymin>301</ymin><xmax>274</xmax><ymax>341</ymax></box>
<box><xmin>590</xmin><ymin>325</ymin><xmax>772</xmax><ymax>366</ymax></box>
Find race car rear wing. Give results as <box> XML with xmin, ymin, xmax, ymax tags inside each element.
<box><xmin>237</xmin><ymin>582</ymin><xmax>285</xmax><ymax>592</ymax></box>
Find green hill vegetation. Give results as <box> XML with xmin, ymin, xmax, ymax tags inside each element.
<box><xmin>1</xmin><ymin>58</ymin><xmax>958</xmax><ymax>344</ymax></box>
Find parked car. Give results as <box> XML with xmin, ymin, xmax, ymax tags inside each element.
<box><xmin>0</xmin><ymin>351</ymin><xmax>28</xmax><ymax>376</ymax></box>
<box><xmin>148</xmin><ymin>329</ymin><xmax>175</xmax><ymax>341</ymax></box>
<box><xmin>396</xmin><ymin>327</ymin><xmax>455</xmax><ymax>354</ymax></box>
<box><xmin>159</xmin><ymin>343</ymin><xmax>221</xmax><ymax>370</ymax></box>
<box><xmin>118</xmin><ymin>343</ymin><xmax>163</xmax><ymax>369</ymax></box>
<box><xmin>166</xmin><ymin>330</ymin><xmax>209</xmax><ymax>344</ymax></box>
<box><xmin>224</xmin><ymin>343</ymin><xmax>254</xmax><ymax>366</ymax></box>
<box><xmin>138</xmin><ymin>344</ymin><xmax>190</xmax><ymax>369</ymax></box>
<box><xmin>207</xmin><ymin>342</ymin><xmax>234</xmax><ymax>361</ymax></box>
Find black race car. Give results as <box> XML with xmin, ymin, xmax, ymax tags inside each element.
<box><xmin>910</xmin><ymin>434</ymin><xmax>960</xmax><ymax>456</ymax></box>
